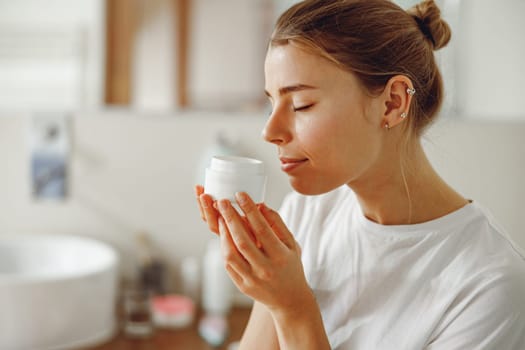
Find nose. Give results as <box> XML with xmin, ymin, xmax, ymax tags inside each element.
<box><xmin>261</xmin><ymin>108</ymin><xmax>292</xmax><ymax>145</ymax></box>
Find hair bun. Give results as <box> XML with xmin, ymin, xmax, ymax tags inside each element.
<box><xmin>408</xmin><ymin>0</ymin><xmax>451</xmax><ymax>50</ymax></box>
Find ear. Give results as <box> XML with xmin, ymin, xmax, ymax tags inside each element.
<box><xmin>381</xmin><ymin>75</ymin><xmax>415</xmax><ymax>129</ymax></box>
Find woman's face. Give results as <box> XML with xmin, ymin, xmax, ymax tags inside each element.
<box><xmin>263</xmin><ymin>44</ymin><xmax>387</xmax><ymax>195</ymax></box>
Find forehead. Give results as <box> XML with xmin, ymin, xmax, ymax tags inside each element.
<box><xmin>264</xmin><ymin>44</ymin><xmax>358</xmax><ymax>92</ymax></box>
<box><xmin>265</xmin><ymin>44</ymin><xmax>320</xmax><ymax>70</ymax></box>
<box><xmin>265</xmin><ymin>45</ymin><xmax>325</xmax><ymax>82</ymax></box>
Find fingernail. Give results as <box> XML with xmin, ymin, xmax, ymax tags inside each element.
<box><xmin>235</xmin><ymin>192</ymin><xmax>248</xmax><ymax>205</ymax></box>
<box><xmin>212</xmin><ymin>202</ymin><xmax>218</xmax><ymax>210</ymax></box>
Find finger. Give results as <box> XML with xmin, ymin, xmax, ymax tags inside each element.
<box><xmin>217</xmin><ymin>199</ymin><xmax>265</xmax><ymax>265</ymax></box>
<box><xmin>235</xmin><ymin>192</ymin><xmax>286</xmax><ymax>257</ymax></box>
<box><xmin>194</xmin><ymin>185</ymin><xmax>206</xmax><ymax>221</ymax></box>
<box><xmin>258</xmin><ymin>203</ymin><xmax>297</xmax><ymax>251</ymax></box>
<box><xmin>199</xmin><ymin>193</ymin><xmax>219</xmax><ymax>234</ymax></box>
<box><xmin>224</xmin><ymin>262</ymin><xmax>244</xmax><ymax>289</ymax></box>
<box><xmin>218</xmin><ymin>217</ymin><xmax>250</xmax><ymax>281</ymax></box>
<box><xmin>242</xmin><ymin>216</ymin><xmax>262</xmax><ymax>249</ymax></box>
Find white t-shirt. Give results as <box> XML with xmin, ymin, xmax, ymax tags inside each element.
<box><xmin>279</xmin><ymin>185</ymin><xmax>525</xmax><ymax>350</ymax></box>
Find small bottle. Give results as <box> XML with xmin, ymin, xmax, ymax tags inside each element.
<box><xmin>204</xmin><ymin>155</ymin><xmax>266</xmax><ymax>203</ymax></box>
<box><xmin>122</xmin><ymin>232</ymin><xmax>166</xmax><ymax>338</ymax></box>
<box><xmin>201</xmin><ymin>238</ymin><xmax>233</xmax><ymax>315</ymax></box>
<box><xmin>136</xmin><ymin>232</ymin><xmax>166</xmax><ymax>295</ymax></box>
<box><xmin>199</xmin><ymin>238</ymin><xmax>232</xmax><ymax>346</ymax></box>
<box><xmin>122</xmin><ymin>285</ymin><xmax>154</xmax><ymax>338</ymax></box>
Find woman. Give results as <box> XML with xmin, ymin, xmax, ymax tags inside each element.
<box><xmin>195</xmin><ymin>0</ymin><xmax>525</xmax><ymax>348</ymax></box>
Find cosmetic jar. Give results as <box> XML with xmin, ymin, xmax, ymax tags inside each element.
<box><xmin>204</xmin><ymin>156</ymin><xmax>266</xmax><ymax>203</ymax></box>
<box><xmin>151</xmin><ymin>294</ymin><xmax>195</xmax><ymax>329</ymax></box>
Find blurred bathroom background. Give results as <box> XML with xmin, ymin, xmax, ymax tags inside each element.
<box><xmin>0</xmin><ymin>0</ymin><xmax>524</xmax><ymax>291</ymax></box>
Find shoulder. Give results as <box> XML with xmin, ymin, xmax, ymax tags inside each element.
<box><xmin>456</xmin><ymin>202</ymin><xmax>525</xmax><ymax>272</ymax></box>
<box><xmin>468</xmin><ymin>207</ymin><xmax>525</xmax><ymax>310</ymax></box>
<box><xmin>429</xmin><ymin>261</ymin><xmax>525</xmax><ymax>349</ymax></box>
<box><xmin>445</xmin><ymin>201</ymin><xmax>525</xmax><ymax>295</ymax></box>
<box><xmin>430</xmin><ymin>203</ymin><xmax>525</xmax><ymax>348</ymax></box>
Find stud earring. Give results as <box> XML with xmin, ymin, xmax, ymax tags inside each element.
<box><xmin>384</xmin><ymin>122</ymin><xmax>390</xmax><ymax>130</ymax></box>
<box><xmin>406</xmin><ymin>87</ymin><xmax>416</xmax><ymax>96</ymax></box>
<box><xmin>400</xmin><ymin>112</ymin><xmax>407</xmax><ymax>119</ymax></box>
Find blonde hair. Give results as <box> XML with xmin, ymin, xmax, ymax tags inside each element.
<box><xmin>271</xmin><ymin>0</ymin><xmax>451</xmax><ymax>137</ymax></box>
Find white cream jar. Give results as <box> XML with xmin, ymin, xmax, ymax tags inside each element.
<box><xmin>204</xmin><ymin>156</ymin><xmax>266</xmax><ymax>203</ymax></box>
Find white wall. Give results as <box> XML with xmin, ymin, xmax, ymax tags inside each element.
<box><xmin>0</xmin><ymin>112</ymin><xmax>524</xmax><ymax>288</ymax></box>
<box><xmin>455</xmin><ymin>0</ymin><xmax>525</xmax><ymax>119</ymax></box>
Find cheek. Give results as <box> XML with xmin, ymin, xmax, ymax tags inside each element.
<box><xmin>295</xmin><ymin>118</ymin><xmax>333</xmax><ymax>157</ymax></box>
<box><xmin>311</xmin><ymin>115</ymin><xmax>375</xmax><ymax>170</ymax></box>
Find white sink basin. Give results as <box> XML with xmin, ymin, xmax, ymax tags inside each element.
<box><xmin>0</xmin><ymin>234</ymin><xmax>119</xmax><ymax>350</ymax></box>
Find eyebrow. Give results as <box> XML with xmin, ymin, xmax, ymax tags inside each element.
<box><xmin>264</xmin><ymin>84</ymin><xmax>318</xmax><ymax>98</ymax></box>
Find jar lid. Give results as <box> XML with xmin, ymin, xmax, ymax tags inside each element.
<box><xmin>209</xmin><ymin>156</ymin><xmax>264</xmax><ymax>175</ymax></box>
<box><xmin>151</xmin><ymin>295</ymin><xmax>194</xmax><ymax>315</ymax></box>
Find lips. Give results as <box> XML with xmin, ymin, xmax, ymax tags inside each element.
<box><xmin>279</xmin><ymin>157</ymin><xmax>308</xmax><ymax>173</ymax></box>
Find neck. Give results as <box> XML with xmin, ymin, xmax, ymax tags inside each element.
<box><xmin>349</xmin><ymin>140</ymin><xmax>468</xmax><ymax>225</ymax></box>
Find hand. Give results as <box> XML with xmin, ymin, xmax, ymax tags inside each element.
<box><xmin>194</xmin><ymin>185</ymin><xmax>259</xmax><ymax>245</ymax></box>
<box><xmin>216</xmin><ymin>192</ymin><xmax>310</xmax><ymax>315</ymax></box>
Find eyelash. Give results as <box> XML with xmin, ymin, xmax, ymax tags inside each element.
<box><xmin>267</xmin><ymin>103</ymin><xmax>314</xmax><ymax>116</ymax></box>
<box><xmin>293</xmin><ymin>104</ymin><xmax>314</xmax><ymax>112</ymax></box>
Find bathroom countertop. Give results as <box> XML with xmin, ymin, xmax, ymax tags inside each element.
<box><xmin>84</xmin><ymin>306</ymin><xmax>252</xmax><ymax>350</ymax></box>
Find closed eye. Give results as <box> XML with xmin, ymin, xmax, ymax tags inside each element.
<box><xmin>293</xmin><ymin>104</ymin><xmax>314</xmax><ymax>112</ymax></box>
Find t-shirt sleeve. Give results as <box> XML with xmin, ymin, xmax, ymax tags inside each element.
<box><xmin>426</xmin><ymin>270</ymin><xmax>525</xmax><ymax>350</ymax></box>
